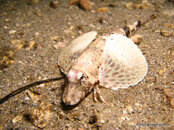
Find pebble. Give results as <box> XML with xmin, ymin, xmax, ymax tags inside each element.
<box><xmin>69</xmin><ymin>0</ymin><xmax>79</xmax><ymax>5</ymax></box>
<box><xmin>158</xmin><ymin>68</ymin><xmax>166</xmax><ymax>76</ymax></box>
<box><xmin>53</xmin><ymin>42</ymin><xmax>66</xmax><ymax>50</ymax></box>
<box><xmin>11</xmin><ymin>39</ymin><xmax>22</xmax><ymax>45</ymax></box>
<box><xmin>96</xmin><ymin>7</ymin><xmax>109</xmax><ymax>13</ymax></box>
<box><xmin>134</xmin><ymin>0</ymin><xmax>153</xmax><ymax>9</ymax></box>
<box><xmin>26</xmin><ymin>90</ymin><xmax>42</xmax><ymax>103</ymax></box>
<box><xmin>11</xmin><ymin>39</ymin><xmax>23</xmax><ymax>51</ymax></box>
<box><xmin>125</xmin><ymin>2</ymin><xmax>133</xmax><ymax>9</ymax></box>
<box><xmin>163</xmin><ymin>88</ymin><xmax>174</xmax><ymax>98</ymax></box>
<box><xmin>130</xmin><ymin>35</ymin><xmax>143</xmax><ymax>45</ymax></box>
<box><xmin>167</xmin><ymin>48</ymin><xmax>174</xmax><ymax>57</ymax></box>
<box><xmin>4</xmin><ymin>18</ymin><xmax>10</xmax><ymax>22</ymax></box>
<box><xmin>164</xmin><ymin>23</ymin><xmax>174</xmax><ymax>29</ymax></box>
<box><xmin>80</xmin><ymin>0</ymin><xmax>93</xmax><ymax>11</ymax></box>
<box><xmin>160</xmin><ymin>30</ymin><xmax>173</xmax><ymax>37</ymax></box>
<box><xmin>50</xmin><ymin>1</ymin><xmax>58</xmax><ymax>9</ymax></box>
<box><xmin>125</xmin><ymin>0</ymin><xmax>153</xmax><ymax>9</ymax></box>
<box><xmin>9</xmin><ymin>30</ymin><xmax>16</xmax><ymax>34</ymax></box>
<box><xmin>163</xmin><ymin>88</ymin><xmax>174</xmax><ymax>108</ymax></box>
<box><xmin>12</xmin><ymin>114</ymin><xmax>23</xmax><ymax>123</ymax></box>
<box><xmin>34</xmin><ymin>9</ymin><xmax>43</xmax><ymax>17</ymax></box>
<box><xmin>35</xmin><ymin>32</ymin><xmax>39</xmax><ymax>36</ymax></box>
<box><xmin>30</xmin><ymin>107</ymin><xmax>52</xmax><ymax>128</ymax></box>
<box><xmin>26</xmin><ymin>41</ymin><xmax>37</xmax><ymax>50</ymax></box>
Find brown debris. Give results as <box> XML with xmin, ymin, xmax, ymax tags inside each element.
<box><xmin>130</xmin><ymin>35</ymin><xmax>143</xmax><ymax>45</ymax></box>
<box><xmin>12</xmin><ymin>114</ymin><xmax>23</xmax><ymax>123</ymax></box>
<box><xmin>80</xmin><ymin>0</ymin><xmax>93</xmax><ymax>10</ymax></box>
<box><xmin>125</xmin><ymin>0</ymin><xmax>154</xmax><ymax>9</ymax></box>
<box><xmin>34</xmin><ymin>9</ymin><xmax>43</xmax><ymax>17</ymax></box>
<box><xmin>167</xmin><ymin>48</ymin><xmax>174</xmax><ymax>57</ymax></box>
<box><xmin>53</xmin><ymin>42</ymin><xmax>66</xmax><ymax>50</ymax></box>
<box><xmin>160</xmin><ymin>30</ymin><xmax>174</xmax><ymax>37</ymax></box>
<box><xmin>27</xmin><ymin>90</ymin><xmax>43</xmax><ymax>103</ymax></box>
<box><xmin>69</xmin><ymin>0</ymin><xmax>93</xmax><ymax>10</ymax></box>
<box><xmin>158</xmin><ymin>68</ymin><xmax>166</xmax><ymax>76</ymax></box>
<box><xmin>125</xmin><ymin>2</ymin><xmax>133</xmax><ymax>9</ymax></box>
<box><xmin>69</xmin><ymin>0</ymin><xmax>79</xmax><ymax>5</ymax></box>
<box><xmin>96</xmin><ymin>7</ymin><xmax>109</xmax><ymax>13</ymax></box>
<box><xmin>163</xmin><ymin>88</ymin><xmax>174</xmax><ymax>98</ymax></box>
<box><xmin>25</xmin><ymin>90</ymin><xmax>54</xmax><ymax>128</ymax></box>
<box><xmin>50</xmin><ymin>1</ymin><xmax>58</xmax><ymax>9</ymax></box>
<box><xmin>0</xmin><ymin>45</ymin><xmax>15</xmax><ymax>70</ymax></box>
<box><xmin>164</xmin><ymin>23</ymin><xmax>174</xmax><ymax>29</ymax></box>
<box><xmin>163</xmin><ymin>88</ymin><xmax>174</xmax><ymax>108</ymax></box>
<box><xmin>29</xmin><ymin>102</ymin><xmax>53</xmax><ymax>128</ymax></box>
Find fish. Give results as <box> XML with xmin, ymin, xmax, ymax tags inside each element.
<box><xmin>58</xmin><ymin>20</ymin><xmax>148</xmax><ymax>105</ymax></box>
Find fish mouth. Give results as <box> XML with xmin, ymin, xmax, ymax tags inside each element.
<box><xmin>62</xmin><ymin>83</ymin><xmax>86</xmax><ymax>106</ymax></box>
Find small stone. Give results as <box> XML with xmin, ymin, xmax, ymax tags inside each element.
<box><xmin>28</xmin><ymin>101</ymin><xmax>53</xmax><ymax>128</ymax></box>
<box><xmin>158</xmin><ymin>68</ymin><xmax>166</xmax><ymax>76</ymax></box>
<box><xmin>163</xmin><ymin>88</ymin><xmax>174</xmax><ymax>98</ymax></box>
<box><xmin>4</xmin><ymin>18</ymin><xmax>10</xmax><ymax>22</ymax></box>
<box><xmin>96</xmin><ymin>7</ymin><xmax>109</xmax><ymax>13</ymax></box>
<box><xmin>34</xmin><ymin>9</ymin><xmax>43</xmax><ymax>17</ymax></box>
<box><xmin>27</xmin><ymin>90</ymin><xmax>42</xmax><ymax>103</ymax></box>
<box><xmin>80</xmin><ymin>0</ymin><xmax>93</xmax><ymax>11</ymax></box>
<box><xmin>160</xmin><ymin>30</ymin><xmax>173</xmax><ymax>37</ymax></box>
<box><xmin>130</xmin><ymin>35</ymin><xmax>143</xmax><ymax>45</ymax></box>
<box><xmin>12</xmin><ymin>114</ymin><xmax>23</xmax><ymax>123</ymax></box>
<box><xmin>69</xmin><ymin>0</ymin><xmax>79</xmax><ymax>5</ymax></box>
<box><xmin>27</xmin><ymin>41</ymin><xmax>37</xmax><ymax>50</ymax></box>
<box><xmin>11</xmin><ymin>39</ymin><xmax>22</xmax><ymax>45</ymax></box>
<box><xmin>167</xmin><ymin>48</ymin><xmax>174</xmax><ymax>56</ymax></box>
<box><xmin>134</xmin><ymin>0</ymin><xmax>153</xmax><ymax>9</ymax></box>
<box><xmin>50</xmin><ymin>1</ymin><xmax>58</xmax><ymax>9</ymax></box>
<box><xmin>11</xmin><ymin>39</ymin><xmax>23</xmax><ymax>51</ymax></box>
<box><xmin>164</xmin><ymin>23</ymin><xmax>174</xmax><ymax>29</ymax></box>
<box><xmin>53</xmin><ymin>42</ymin><xmax>66</xmax><ymax>50</ymax></box>
<box><xmin>9</xmin><ymin>30</ymin><xmax>16</xmax><ymax>34</ymax></box>
<box><xmin>35</xmin><ymin>32</ymin><xmax>39</xmax><ymax>36</ymax></box>
<box><xmin>125</xmin><ymin>2</ymin><xmax>133</xmax><ymax>9</ymax></box>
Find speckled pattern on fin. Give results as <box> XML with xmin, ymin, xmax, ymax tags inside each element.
<box><xmin>99</xmin><ymin>34</ymin><xmax>148</xmax><ymax>90</ymax></box>
<box><xmin>58</xmin><ymin>31</ymin><xmax>97</xmax><ymax>74</ymax></box>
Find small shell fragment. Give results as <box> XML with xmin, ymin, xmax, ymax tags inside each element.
<box><xmin>12</xmin><ymin>114</ymin><xmax>23</xmax><ymax>123</ymax></box>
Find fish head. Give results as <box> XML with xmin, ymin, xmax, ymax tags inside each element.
<box><xmin>62</xmin><ymin>69</ymin><xmax>93</xmax><ymax>105</ymax></box>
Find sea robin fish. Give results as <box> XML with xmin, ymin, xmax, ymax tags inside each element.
<box><xmin>58</xmin><ymin>19</ymin><xmax>150</xmax><ymax>105</ymax></box>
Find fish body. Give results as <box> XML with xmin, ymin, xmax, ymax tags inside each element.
<box><xmin>58</xmin><ymin>21</ymin><xmax>148</xmax><ymax>105</ymax></box>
